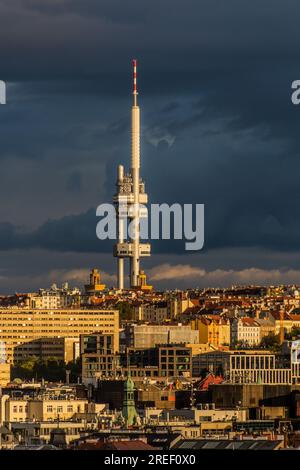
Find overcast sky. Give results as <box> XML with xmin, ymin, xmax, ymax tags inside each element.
<box><xmin>1</xmin><ymin>0</ymin><xmax>300</xmax><ymax>292</ymax></box>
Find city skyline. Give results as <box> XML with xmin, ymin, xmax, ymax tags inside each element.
<box><xmin>2</xmin><ymin>1</ymin><xmax>300</xmax><ymax>456</ymax></box>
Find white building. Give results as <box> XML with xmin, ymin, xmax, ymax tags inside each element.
<box><xmin>28</xmin><ymin>283</ymin><xmax>81</xmax><ymax>309</ymax></box>
<box><xmin>231</xmin><ymin>318</ymin><xmax>261</xmax><ymax>347</ymax></box>
<box><xmin>133</xmin><ymin>302</ymin><xmax>168</xmax><ymax>322</ymax></box>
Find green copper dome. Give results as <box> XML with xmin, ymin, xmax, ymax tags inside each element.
<box><xmin>122</xmin><ymin>375</ymin><xmax>138</xmax><ymax>427</ymax></box>
<box><xmin>124</xmin><ymin>376</ymin><xmax>135</xmax><ymax>391</ymax></box>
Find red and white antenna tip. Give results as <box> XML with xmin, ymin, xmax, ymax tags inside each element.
<box><xmin>132</xmin><ymin>59</ymin><xmax>137</xmax><ymax>95</ymax></box>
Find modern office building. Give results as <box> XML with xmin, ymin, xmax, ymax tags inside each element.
<box><xmin>125</xmin><ymin>323</ymin><xmax>199</xmax><ymax>349</ymax></box>
<box><xmin>81</xmin><ymin>332</ymin><xmax>119</xmax><ymax>385</ymax></box>
<box><xmin>12</xmin><ymin>337</ymin><xmax>80</xmax><ymax>363</ymax></box>
<box><xmin>158</xmin><ymin>344</ymin><xmax>192</xmax><ymax>378</ymax></box>
<box><xmin>0</xmin><ymin>308</ymin><xmax>119</xmax><ymax>363</ymax></box>
<box><xmin>229</xmin><ymin>352</ymin><xmax>291</xmax><ymax>385</ymax></box>
<box><xmin>192</xmin><ymin>350</ymin><xmax>231</xmax><ymax>378</ymax></box>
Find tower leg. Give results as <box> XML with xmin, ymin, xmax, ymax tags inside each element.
<box><xmin>118</xmin><ymin>258</ymin><xmax>124</xmax><ymax>291</ymax></box>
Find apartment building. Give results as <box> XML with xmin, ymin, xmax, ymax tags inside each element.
<box><xmin>272</xmin><ymin>311</ymin><xmax>300</xmax><ymax>336</ymax></box>
<box><xmin>0</xmin><ymin>394</ymin><xmax>88</xmax><ymax>423</ymax></box>
<box><xmin>195</xmin><ymin>316</ymin><xmax>230</xmax><ymax>347</ymax></box>
<box><xmin>231</xmin><ymin>318</ymin><xmax>261</xmax><ymax>347</ymax></box>
<box><xmin>10</xmin><ymin>421</ymin><xmax>88</xmax><ymax>445</ymax></box>
<box><xmin>28</xmin><ymin>283</ymin><xmax>81</xmax><ymax>309</ymax></box>
<box><xmin>0</xmin><ymin>308</ymin><xmax>119</xmax><ymax>363</ymax></box>
<box><xmin>133</xmin><ymin>302</ymin><xmax>168</xmax><ymax>322</ymax></box>
<box><xmin>11</xmin><ymin>337</ymin><xmax>80</xmax><ymax>363</ymax></box>
<box><xmin>167</xmin><ymin>295</ymin><xmax>195</xmax><ymax>319</ymax></box>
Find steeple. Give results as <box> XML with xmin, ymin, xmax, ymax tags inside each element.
<box><xmin>122</xmin><ymin>373</ymin><xmax>139</xmax><ymax>427</ymax></box>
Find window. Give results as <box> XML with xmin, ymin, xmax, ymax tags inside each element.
<box><xmin>47</xmin><ymin>405</ymin><xmax>53</xmax><ymax>413</ymax></box>
<box><xmin>67</xmin><ymin>405</ymin><xmax>73</xmax><ymax>413</ymax></box>
<box><xmin>57</xmin><ymin>406</ymin><xmax>63</xmax><ymax>413</ymax></box>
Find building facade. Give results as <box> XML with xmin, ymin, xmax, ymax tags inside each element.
<box><xmin>81</xmin><ymin>333</ymin><xmax>119</xmax><ymax>385</ymax></box>
<box><xmin>196</xmin><ymin>316</ymin><xmax>230</xmax><ymax>347</ymax></box>
<box><xmin>158</xmin><ymin>344</ymin><xmax>192</xmax><ymax>378</ymax></box>
<box><xmin>0</xmin><ymin>363</ymin><xmax>11</xmax><ymax>387</ymax></box>
<box><xmin>231</xmin><ymin>318</ymin><xmax>261</xmax><ymax>347</ymax></box>
<box><xmin>229</xmin><ymin>352</ymin><xmax>292</xmax><ymax>385</ymax></box>
<box><xmin>133</xmin><ymin>302</ymin><xmax>168</xmax><ymax>322</ymax></box>
<box><xmin>126</xmin><ymin>324</ymin><xmax>199</xmax><ymax>349</ymax></box>
<box><xmin>0</xmin><ymin>308</ymin><xmax>119</xmax><ymax>363</ymax></box>
<box><xmin>0</xmin><ymin>394</ymin><xmax>87</xmax><ymax>423</ymax></box>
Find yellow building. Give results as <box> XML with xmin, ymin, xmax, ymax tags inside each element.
<box><xmin>193</xmin><ymin>316</ymin><xmax>230</xmax><ymax>347</ymax></box>
<box><xmin>137</xmin><ymin>270</ymin><xmax>152</xmax><ymax>291</ymax></box>
<box><xmin>84</xmin><ymin>268</ymin><xmax>106</xmax><ymax>294</ymax></box>
<box><xmin>1</xmin><ymin>395</ymin><xmax>88</xmax><ymax>422</ymax></box>
<box><xmin>185</xmin><ymin>343</ymin><xmax>215</xmax><ymax>356</ymax></box>
<box><xmin>0</xmin><ymin>308</ymin><xmax>119</xmax><ymax>363</ymax></box>
<box><xmin>0</xmin><ymin>363</ymin><xmax>11</xmax><ymax>387</ymax></box>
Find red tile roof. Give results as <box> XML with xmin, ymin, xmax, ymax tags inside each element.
<box><xmin>108</xmin><ymin>440</ymin><xmax>155</xmax><ymax>451</ymax></box>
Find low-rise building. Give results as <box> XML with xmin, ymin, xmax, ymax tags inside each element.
<box><xmin>0</xmin><ymin>393</ymin><xmax>88</xmax><ymax>423</ymax></box>
<box><xmin>125</xmin><ymin>323</ymin><xmax>199</xmax><ymax>349</ymax></box>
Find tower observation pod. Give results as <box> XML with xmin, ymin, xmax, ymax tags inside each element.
<box><xmin>113</xmin><ymin>60</ymin><xmax>151</xmax><ymax>291</ymax></box>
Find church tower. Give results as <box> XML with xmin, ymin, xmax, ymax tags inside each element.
<box><xmin>122</xmin><ymin>375</ymin><xmax>139</xmax><ymax>427</ymax></box>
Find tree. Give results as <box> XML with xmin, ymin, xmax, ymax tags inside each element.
<box><xmin>118</xmin><ymin>302</ymin><xmax>133</xmax><ymax>320</ymax></box>
<box><xmin>11</xmin><ymin>357</ymin><xmax>81</xmax><ymax>382</ymax></box>
<box><xmin>66</xmin><ymin>357</ymin><xmax>81</xmax><ymax>383</ymax></box>
<box><xmin>260</xmin><ymin>333</ymin><xmax>280</xmax><ymax>351</ymax></box>
<box><xmin>286</xmin><ymin>326</ymin><xmax>300</xmax><ymax>341</ymax></box>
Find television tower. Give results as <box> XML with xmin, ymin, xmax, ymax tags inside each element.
<box><xmin>113</xmin><ymin>60</ymin><xmax>151</xmax><ymax>290</ymax></box>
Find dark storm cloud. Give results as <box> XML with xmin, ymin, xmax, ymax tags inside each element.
<box><xmin>66</xmin><ymin>171</ymin><xmax>82</xmax><ymax>193</ymax></box>
<box><xmin>0</xmin><ymin>210</ymin><xmax>106</xmax><ymax>252</ymax></box>
<box><xmin>1</xmin><ymin>0</ymin><xmax>300</xmax><ymax>291</ymax></box>
<box><xmin>0</xmin><ymin>196</ymin><xmax>300</xmax><ymax>255</ymax></box>
<box><xmin>1</xmin><ymin>0</ymin><xmax>300</xmax><ymax>86</ymax></box>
